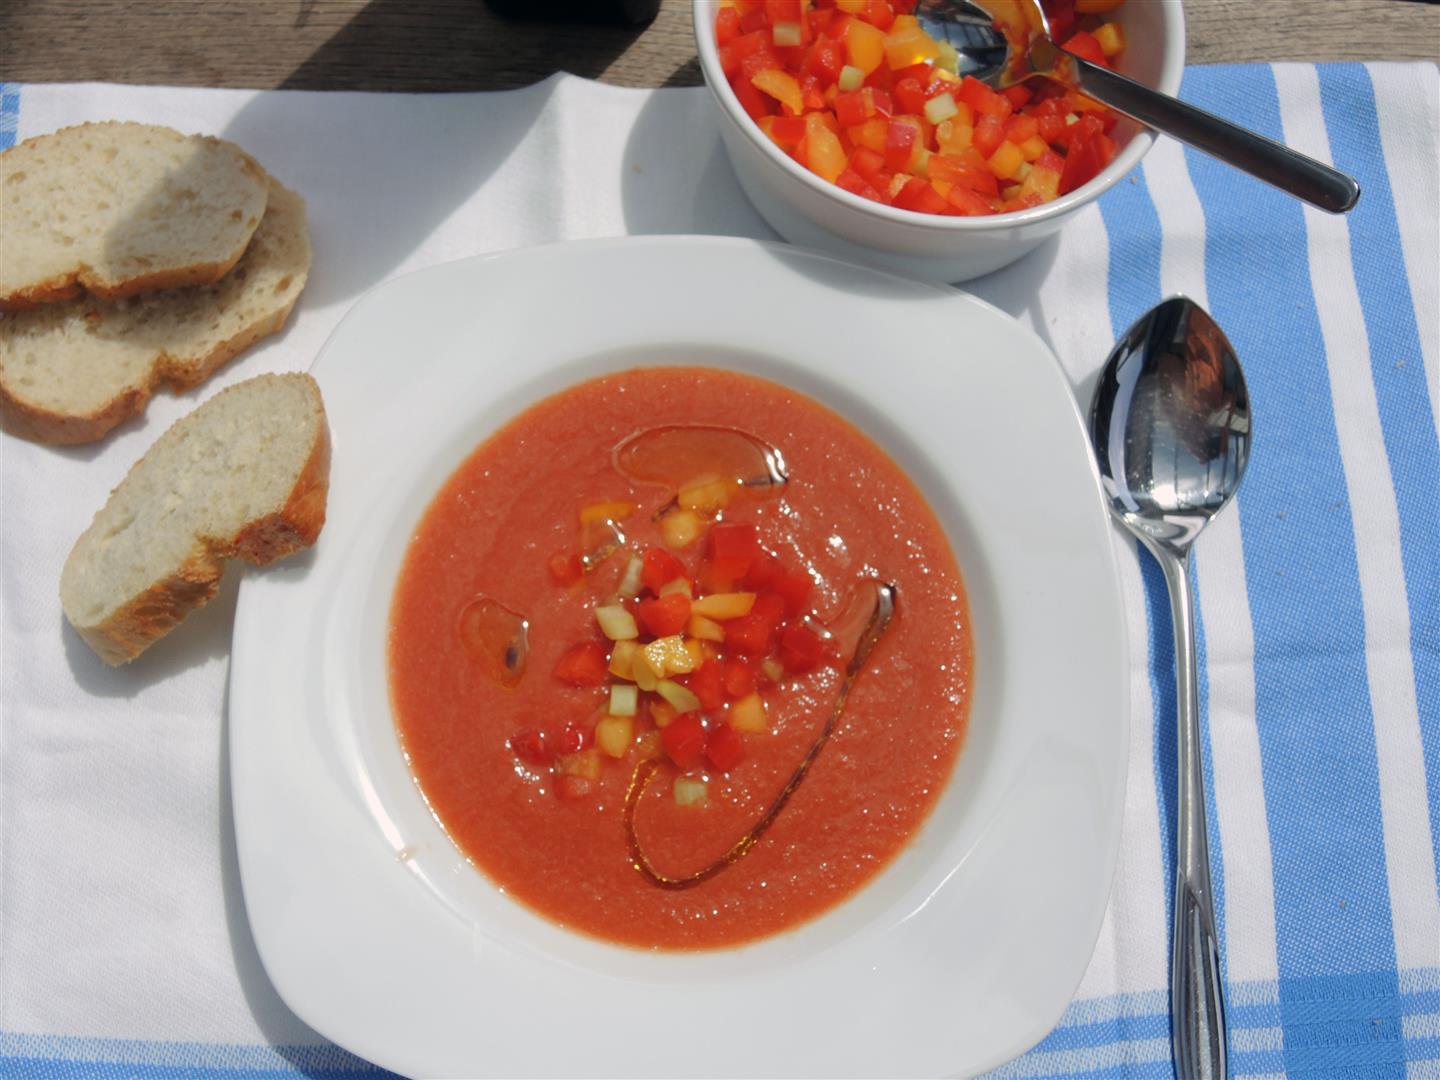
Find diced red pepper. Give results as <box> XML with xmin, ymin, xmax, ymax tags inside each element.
<box><xmin>773</xmin><ymin>568</ymin><xmax>814</xmax><ymax>615</ymax></box>
<box><xmin>848</xmin><ymin>146</ymin><xmax>888</xmax><ymax>186</ymax></box>
<box><xmin>553</xmin><ymin>642</ymin><xmax>609</xmax><ymax>687</ymax></box>
<box><xmin>716</xmin><ymin>6</ymin><xmax>741</xmax><ymax>46</ymax></box>
<box><xmin>894</xmin><ymin>176</ymin><xmax>949</xmax><ymax>215</ymax></box>
<box><xmin>884</xmin><ymin>118</ymin><xmax>919</xmax><ymax>172</ymax></box>
<box><xmin>836</xmin><ymin>169</ymin><xmax>884</xmax><ymax>202</ymax></box>
<box><xmin>929</xmin><ymin>152</ymin><xmax>1000</xmax><ymax>196</ymax></box>
<box><xmin>779</xmin><ymin>624</ymin><xmax>826</xmax><ymax>673</ymax></box>
<box><xmin>641</xmin><ymin>547</ymin><xmax>687</xmax><ymax>594</ymax></box>
<box><xmin>553</xmin><ymin>722</ymin><xmax>590</xmax><ymax>756</ymax></box>
<box><xmin>662</xmin><ymin>712</ymin><xmax>707</xmax><ymax>768</ymax></box>
<box><xmin>637</xmin><ymin>592</ymin><xmax>691</xmax><ymax>638</ymax></box>
<box><xmin>834</xmin><ymin>89</ymin><xmax>869</xmax><ymax>128</ymax></box>
<box><xmin>861</xmin><ymin>0</ymin><xmax>895</xmax><ymax>31</ymax></box>
<box><xmin>705</xmin><ymin>722</ymin><xmax>747</xmax><ymax>772</ymax></box>
<box><xmin>547</xmin><ymin>552</ymin><xmax>582</xmax><ymax>586</ymax></box>
<box><xmin>973</xmin><ymin>113</ymin><xmax>1005</xmax><ymax>157</ymax></box>
<box><xmin>752</xmin><ymin>592</ymin><xmax>787</xmax><ymax>625</ymax></box>
<box><xmin>555</xmin><ymin>774</ymin><xmax>595</xmax><ymax>801</ymax></box>
<box><xmin>706</xmin><ymin>522</ymin><xmax>762</xmax><ymax>581</ymax></box>
<box><xmin>765</xmin><ymin>0</ymin><xmax>803</xmax><ymax>25</ymax></box>
<box><xmin>722</xmin><ymin>657</ymin><xmax>757</xmax><ymax>699</ymax></box>
<box><xmin>720</xmin><ymin>29</ymin><xmax>775</xmax><ymax>79</ymax></box>
<box><xmin>806</xmin><ymin>38</ymin><xmax>843</xmax><ymax>82</ymax></box>
<box><xmin>742</xmin><ymin>552</ymin><xmax>786</xmax><ymax>591</ymax></box>
<box><xmin>946</xmin><ymin>184</ymin><xmax>1000</xmax><ymax>216</ymax></box>
<box><xmin>894</xmin><ymin>76</ymin><xmax>927</xmax><ymax>116</ymax></box>
<box><xmin>1061</xmin><ymin>30</ymin><xmax>1108</xmax><ymax>68</ymax></box>
<box><xmin>509</xmin><ymin>729</ymin><xmax>553</xmax><ymax>766</ymax></box>
<box><xmin>685</xmin><ymin>661</ymin><xmax>726</xmax><ymax>712</ymax></box>
<box><xmin>1005</xmin><ymin>114</ymin><xmax>1039</xmax><ymax>143</ymax></box>
<box><xmin>731</xmin><ymin>74</ymin><xmax>773</xmax><ymax>121</ymax></box>
<box><xmin>957</xmin><ymin>75</ymin><xmax>1011</xmax><ymax>119</ymax></box>
<box><xmin>723</xmin><ymin>612</ymin><xmax>775</xmax><ymax>656</ymax></box>
<box><xmin>1001</xmin><ymin>84</ymin><xmax>1034</xmax><ymax>111</ymax></box>
<box><xmin>739</xmin><ymin>4</ymin><xmax>768</xmax><ymax>33</ymax></box>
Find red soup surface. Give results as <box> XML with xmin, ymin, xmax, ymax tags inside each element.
<box><xmin>389</xmin><ymin>366</ymin><xmax>972</xmax><ymax>950</ymax></box>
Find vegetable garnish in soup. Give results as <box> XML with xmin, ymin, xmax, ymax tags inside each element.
<box><xmin>388</xmin><ymin>367</ymin><xmax>972</xmax><ymax>949</ymax></box>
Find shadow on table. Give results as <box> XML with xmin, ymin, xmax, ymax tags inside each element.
<box><xmin>279</xmin><ymin>0</ymin><xmax>652</xmax><ymax>92</ymax></box>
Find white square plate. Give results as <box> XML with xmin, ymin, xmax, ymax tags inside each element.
<box><xmin>229</xmin><ymin>236</ymin><xmax>1128</xmax><ymax>1078</ymax></box>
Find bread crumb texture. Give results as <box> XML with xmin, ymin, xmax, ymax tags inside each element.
<box><xmin>0</xmin><ymin>122</ymin><xmax>269</xmax><ymax>307</ymax></box>
<box><xmin>60</xmin><ymin>373</ymin><xmax>330</xmax><ymax>665</ymax></box>
<box><xmin>0</xmin><ymin>180</ymin><xmax>311</xmax><ymax>443</ymax></box>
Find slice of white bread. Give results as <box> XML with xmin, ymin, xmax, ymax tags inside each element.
<box><xmin>61</xmin><ymin>373</ymin><xmax>330</xmax><ymax>665</ymax></box>
<box><xmin>0</xmin><ymin>179</ymin><xmax>310</xmax><ymax>444</ymax></box>
<box><xmin>0</xmin><ymin>121</ymin><xmax>270</xmax><ymax>310</ymax></box>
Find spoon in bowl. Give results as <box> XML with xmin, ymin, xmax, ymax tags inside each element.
<box><xmin>1090</xmin><ymin>296</ymin><xmax>1250</xmax><ymax>1080</ymax></box>
<box><xmin>915</xmin><ymin>0</ymin><xmax>1360</xmax><ymax>213</ymax></box>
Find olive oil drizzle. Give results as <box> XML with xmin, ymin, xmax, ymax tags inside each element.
<box><xmin>623</xmin><ymin>581</ymin><xmax>897</xmax><ymax>890</ymax></box>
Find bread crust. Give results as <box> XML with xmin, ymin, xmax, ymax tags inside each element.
<box><xmin>0</xmin><ymin>291</ymin><xmax>302</xmax><ymax>445</ymax></box>
<box><xmin>64</xmin><ymin>379</ymin><xmax>331</xmax><ymax>665</ymax></box>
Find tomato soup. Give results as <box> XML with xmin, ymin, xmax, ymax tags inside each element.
<box><xmin>388</xmin><ymin>367</ymin><xmax>972</xmax><ymax>950</ymax></box>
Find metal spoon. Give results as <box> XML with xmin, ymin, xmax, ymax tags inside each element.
<box><xmin>1089</xmin><ymin>296</ymin><xmax>1250</xmax><ymax>1080</ymax></box>
<box><xmin>915</xmin><ymin>0</ymin><xmax>1360</xmax><ymax>213</ymax></box>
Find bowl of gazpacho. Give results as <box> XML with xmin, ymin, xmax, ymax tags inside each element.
<box><xmin>389</xmin><ymin>364</ymin><xmax>972</xmax><ymax>950</ymax></box>
<box><xmin>228</xmin><ymin>236</ymin><xmax>1129</xmax><ymax>1078</ymax></box>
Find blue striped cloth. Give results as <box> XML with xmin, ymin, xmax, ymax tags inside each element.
<box><xmin>0</xmin><ymin>62</ymin><xmax>1435</xmax><ymax>1079</ymax></box>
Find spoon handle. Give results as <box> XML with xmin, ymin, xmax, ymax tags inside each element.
<box><xmin>1154</xmin><ymin>545</ymin><xmax>1228</xmax><ymax>1080</ymax></box>
<box><xmin>1064</xmin><ymin>55</ymin><xmax>1359</xmax><ymax>214</ymax></box>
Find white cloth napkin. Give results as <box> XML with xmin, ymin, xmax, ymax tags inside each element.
<box><xmin>2</xmin><ymin>67</ymin><xmax>1437</xmax><ymax>1078</ymax></box>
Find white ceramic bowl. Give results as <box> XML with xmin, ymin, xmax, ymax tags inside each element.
<box><xmin>694</xmin><ymin>0</ymin><xmax>1185</xmax><ymax>282</ymax></box>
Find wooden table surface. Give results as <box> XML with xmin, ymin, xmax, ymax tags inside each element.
<box><xmin>2</xmin><ymin>0</ymin><xmax>1437</xmax><ymax>92</ymax></box>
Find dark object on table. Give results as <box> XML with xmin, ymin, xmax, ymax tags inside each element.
<box><xmin>484</xmin><ymin>0</ymin><xmax>660</xmax><ymax>25</ymax></box>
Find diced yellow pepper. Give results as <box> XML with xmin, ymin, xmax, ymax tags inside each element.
<box><xmin>752</xmin><ymin>67</ymin><xmax>804</xmax><ymax>116</ymax></box>
<box><xmin>660</xmin><ymin>509</ymin><xmax>702</xmax><ymax>549</ymax></box>
<box><xmin>595</xmin><ymin>715</ymin><xmax>634</xmax><ymax>758</ymax></box>
<box><xmin>579</xmin><ymin>500</ymin><xmax>633</xmax><ymax>525</ymax></box>
<box><xmin>557</xmin><ymin>748</ymin><xmax>601</xmax><ymax>780</ymax></box>
<box><xmin>883</xmin><ymin>25</ymin><xmax>940</xmax><ymax>70</ymax></box>
<box><xmin>690</xmin><ymin>592</ymin><xmax>757</xmax><ymax>620</ymax></box>
<box><xmin>684</xmin><ymin>639</ymin><xmax>706</xmax><ymax>669</ymax></box>
<box><xmin>643</xmin><ymin>635</ymin><xmax>696</xmax><ymax>677</ymax></box>
<box><xmin>936</xmin><ymin>118</ymin><xmax>973</xmax><ymax>155</ymax></box>
<box><xmin>836</xmin><ymin>0</ymin><xmax>866</xmax><ymax>13</ymax></box>
<box><xmin>846</xmin><ymin>117</ymin><xmax>889</xmax><ymax>153</ymax></box>
<box><xmin>688</xmin><ymin>613</ymin><xmax>726</xmax><ymax>642</ymax></box>
<box><xmin>1019</xmin><ymin>163</ymin><xmax>1061</xmax><ymax>203</ymax></box>
<box><xmin>803</xmin><ymin>112</ymin><xmax>847</xmax><ymax>183</ymax></box>
<box><xmin>678</xmin><ymin>475</ymin><xmax>738</xmax><ymax>514</ymax></box>
<box><xmin>729</xmin><ymin>692</ymin><xmax>768</xmax><ymax>733</ymax></box>
<box><xmin>609</xmin><ymin>639</ymin><xmax>639</xmax><ymax>680</ymax></box>
<box><xmin>988</xmin><ymin>140</ymin><xmax>1025</xmax><ymax>180</ymax></box>
<box><xmin>649</xmin><ymin>700</ymin><xmax>678</xmax><ymax>729</ymax></box>
<box><xmin>845</xmin><ymin>19</ymin><xmax>887</xmax><ymax>74</ymax></box>
<box><xmin>659</xmin><ymin>577</ymin><xmax>694</xmax><ymax>599</ymax></box>
<box><xmin>1094</xmin><ymin>21</ymin><xmax>1126</xmax><ymax>58</ymax></box>
<box><xmin>1019</xmin><ymin>135</ymin><xmax>1050</xmax><ymax>161</ymax></box>
<box><xmin>655</xmin><ymin>679</ymin><xmax>702</xmax><ymax>714</ymax></box>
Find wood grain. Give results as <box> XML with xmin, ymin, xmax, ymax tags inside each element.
<box><xmin>1</xmin><ymin>0</ymin><xmax>1436</xmax><ymax>92</ymax></box>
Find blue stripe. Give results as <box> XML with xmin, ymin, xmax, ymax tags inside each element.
<box><xmin>1318</xmin><ymin>63</ymin><xmax>1440</xmax><ymax>892</ymax></box>
<box><xmin>0</xmin><ymin>83</ymin><xmax>19</xmax><ymax>149</ymax></box>
<box><xmin>1181</xmin><ymin>63</ymin><xmax>1403</xmax><ymax>1077</ymax></box>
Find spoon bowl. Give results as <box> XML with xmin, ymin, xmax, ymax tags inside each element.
<box><xmin>916</xmin><ymin>0</ymin><xmax>1359</xmax><ymax>212</ymax></box>
<box><xmin>1090</xmin><ymin>295</ymin><xmax>1249</xmax><ymax>1080</ymax></box>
